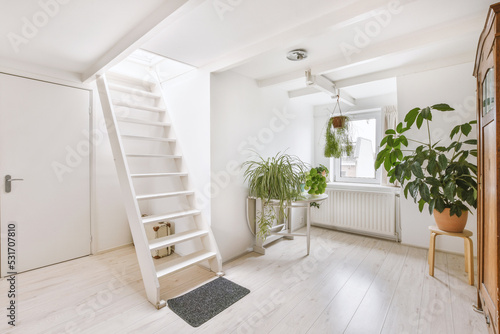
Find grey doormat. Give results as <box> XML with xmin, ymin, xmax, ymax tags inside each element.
<box><xmin>167</xmin><ymin>277</ymin><xmax>250</xmax><ymax>327</ymax></box>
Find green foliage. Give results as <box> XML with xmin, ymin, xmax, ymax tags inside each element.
<box><xmin>243</xmin><ymin>151</ymin><xmax>307</xmax><ymax>238</ymax></box>
<box><xmin>324</xmin><ymin>118</ymin><xmax>354</xmax><ymax>158</ymax></box>
<box><xmin>375</xmin><ymin>104</ymin><xmax>477</xmax><ymax>218</ymax></box>
<box><xmin>304</xmin><ymin>165</ymin><xmax>329</xmax><ymax>195</ymax></box>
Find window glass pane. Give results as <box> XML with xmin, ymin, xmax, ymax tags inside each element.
<box><xmin>483</xmin><ymin>68</ymin><xmax>495</xmax><ymax>116</ymax></box>
<box><xmin>340</xmin><ymin>118</ymin><xmax>377</xmax><ymax>179</ymax></box>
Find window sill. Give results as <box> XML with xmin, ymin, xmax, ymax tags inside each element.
<box><xmin>326</xmin><ymin>182</ymin><xmax>400</xmax><ymax>194</ymax></box>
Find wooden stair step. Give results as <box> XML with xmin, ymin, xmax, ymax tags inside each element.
<box><xmin>122</xmin><ymin>135</ymin><xmax>175</xmax><ymax>142</ymax></box>
<box><xmin>142</xmin><ymin>210</ymin><xmax>201</xmax><ymax>224</ymax></box>
<box><xmin>113</xmin><ymin>100</ymin><xmax>165</xmax><ymax>113</ymax></box>
<box><xmin>108</xmin><ymin>83</ymin><xmax>161</xmax><ymax>99</ymax></box>
<box><xmin>137</xmin><ymin>191</ymin><xmax>194</xmax><ymax>200</ymax></box>
<box><xmin>106</xmin><ymin>71</ymin><xmax>156</xmax><ymax>87</ymax></box>
<box><xmin>126</xmin><ymin>154</ymin><xmax>181</xmax><ymax>159</ymax></box>
<box><xmin>149</xmin><ymin>229</ymin><xmax>208</xmax><ymax>251</ymax></box>
<box><xmin>116</xmin><ymin>117</ymin><xmax>171</xmax><ymax>127</ymax></box>
<box><xmin>131</xmin><ymin>172</ymin><xmax>187</xmax><ymax>178</ymax></box>
<box><xmin>155</xmin><ymin>250</ymin><xmax>217</xmax><ymax>278</ymax></box>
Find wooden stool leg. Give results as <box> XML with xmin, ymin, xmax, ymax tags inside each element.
<box><xmin>429</xmin><ymin>232</ymin><xmax>437</xmax><ymax>276</ymax></box>
<box><xmin>464</xmin><ymin>238</ymin><xmax>469</xmax><ymax>273</ymax></box>
<box><xmin>465</xmin><ymin>237</ymin><xmax>474</xmax><ymax>286</ymax></box>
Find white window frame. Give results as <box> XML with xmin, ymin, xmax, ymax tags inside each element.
<box><xmin>331</xmin><ymin>108</ymin><xmax>382</xmax><ymax>184</ymax></box>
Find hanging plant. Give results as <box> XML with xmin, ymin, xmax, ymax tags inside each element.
<box><xmin>323</xmin><ymin>96</ymin><xmax>353</xmax><ymax>158</ymax></box>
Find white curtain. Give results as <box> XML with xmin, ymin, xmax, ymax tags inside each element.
<box><xmin>381</xmin><ymin>105</ymin><xmax>398</xmax><ymax>186</ymax></box>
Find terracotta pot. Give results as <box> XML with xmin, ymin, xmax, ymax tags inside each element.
<box><xmin>433</xmin><ymin>208</ymin><xmax>468</xmax><ymax>233</ymax></box>
<box><xmin>331</xmin><ymin>116</ymin><xmax>347</xmax><ymax>128</ymax></box>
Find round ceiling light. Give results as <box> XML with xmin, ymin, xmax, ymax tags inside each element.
<box><xmin>286</xmin><ymin>49</ymin><xmax>308</xmax><ymax>61</ymax></box>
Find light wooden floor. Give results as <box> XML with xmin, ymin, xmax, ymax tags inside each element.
<box><xmin>0</xmin><ymin>227</ymin><xmax>487</xmax><ymax>334</ymax></box>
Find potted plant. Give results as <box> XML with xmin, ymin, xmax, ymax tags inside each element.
<box><xmin>304</xmin><ymin>164</ymin><xmax>329</xmax><ymax>208</ymax></box>
<box><xmin>243</xmin><ymin>151</ymin><xmax>307</xmax><ymax>238</ymax></box>
<box><xmin>375</xmin><ymin>104</ymin><xmax>477</xmax><ymax>232</ymax></box>
<box><xmin>304</xmin><ymin>165</ymin><xmax>328</xmax><ymax>195</ymax></box>
<box><xmin>324</xmin><ymin>96</ymin><xmax>354</xmax><ymax>158</ymax></box>
<box><xmin>324</xmin><ymin>118</ymin><xmax>354</xmax><ymax>158</ymax></box>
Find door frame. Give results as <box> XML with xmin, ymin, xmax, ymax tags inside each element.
<box><xmin>0</xmin><ymin>72</ymin><xmax>98</xmax><ymax>276</ymax></box>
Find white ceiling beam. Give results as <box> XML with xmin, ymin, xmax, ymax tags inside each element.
<box><xmin>201</xmin><ymin>0</ymin><xmax>419</xmax><ymax>73</ymax></box>
<box><xmin>288</xmin><ymin>87</ymin><xmax>319</xmax><ymax>98</ymax></box>
<box><xmin>257</xmin><ymin>14</ymin><xmax>484</xmax><ymax>88</ymax></box>
<box><xmin>332</xmin><ymin>52</ymin><xmax>475</xmax><ymax>89</ymax></box>
<box><xmin>82</xmin><ymin>0</ymin><xmax>204</xmax><ymax>83</ymax></box>
<box><xmin>288</xmin><ymin>86</ymin><xmax>356</xmax><ymax>106</ymax></box>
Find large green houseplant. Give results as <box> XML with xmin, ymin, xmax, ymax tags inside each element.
<box><xmin>243</xmin><ymin>151</ymin><xmax>307</xmax><ymax>238</ymax></box>
<box><xmin>375</xmin><ymin>104</ymin><xmax>477</xmax><ymax>232</ymax></box>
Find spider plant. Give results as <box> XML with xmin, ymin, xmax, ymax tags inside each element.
<box><xmin>243</xmin><ymin>151</ymin><xmax>307</xmax><ymax>238</ymax></box>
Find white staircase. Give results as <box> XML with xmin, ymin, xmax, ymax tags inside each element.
<box><xmin>96</xmin><ymin>62</ymin><xmax>223</xmax><ymax>309</ymax></box>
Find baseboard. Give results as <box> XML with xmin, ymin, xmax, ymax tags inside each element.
<box><xmin>93</xmin><ymin>242</ymin><xmax>134</xmax><ymax>255</ymax></box>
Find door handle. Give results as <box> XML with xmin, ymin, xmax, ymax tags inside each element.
<box><xmin>5</xmin><ymin>175</ymin><xmax>24</xmax><ymax>193</ymax></box>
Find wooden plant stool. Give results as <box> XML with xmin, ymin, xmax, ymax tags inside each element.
<box><xmin>428</xmin><ymin>226</ymin><xmax>474</xmax><ymax>285</ymax></box>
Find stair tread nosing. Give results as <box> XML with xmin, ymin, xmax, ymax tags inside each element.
<box><xmin>126</xmin><ymin>154</ymin><xmax>182</xmax><ymax>158</ymax></box>
<box><xmin>149</xmin><ymin>229</ymin><xmax>208</xmax><ymax>251</ymax></box>
<box><xmin>106</xmin><ymin>71</ymin><xmax>156</xmax><ymax>87</ymax></box>
<box><xmin>137</xmin><ymin>191</ymin><xmax>194</xmax><ymax>200</ymax></box>
<box><xmin>122</xmin><ymin>134</ymin><xmax>176</xmax><ymax>142</ymax></box>
<box><xmin>108</xmin><ymin>83</ymin><xmax>161</xmax><ymax>99</ymax></box>
<box><xmin>116</xmin><ymin>117</ymin><xmax>171</xmax><ymax>127</ymax></box>
<box><xmin>155</xmin><ymin>250</ymin><xmax>217</xmax><ymax>278</ymax></box>
<box><xmin>142</xmin><ymin>210</ymin><xmax>201</xmax><ymax>224</ymax></box>
<box><xmin>131</xmin><ymin>172</ymin><xmax>187</xmax><ymax>178</ymax></box>
<box><xmin>112</xmin><ymin>100</ymin><xmax>165</xmax><ymax>113</ymax></box>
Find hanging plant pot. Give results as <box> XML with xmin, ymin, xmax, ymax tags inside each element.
<box><xmin>433</xmin><ymin>209</ymin><xmax>468</xmax><ymax>233</ymax></box>
<box><xmin>331</xmin><ymin>116</ymin><xmax>347</xmax><ymax>129</ymax></box>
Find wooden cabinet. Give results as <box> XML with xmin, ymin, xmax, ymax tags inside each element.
<box><xmin>474</xmin><ymin>3</ymin><xmax>500</xmax><ymax>333</ymax></box>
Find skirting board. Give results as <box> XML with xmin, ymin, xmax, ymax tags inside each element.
<box><xmin>311</xmin><ymin>222</ymin><xmax>400</xmax><ymax>242</ymax></box>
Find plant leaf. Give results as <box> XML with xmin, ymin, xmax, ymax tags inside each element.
<box><xmin>396</xmin><ymin>123</ymin><xmax>404</xmax><ymax>134</ymax></box>
<box><xmin>435</xmin><ymin>198</ymin><xmax>445</xmax><ymax>212</ymax></box>
<box><xmin>450</xmin><ymin>125</ymin><xmax>460</xmax><ymax>139</ymax></box>
<box><xmin>419</xmin><ymin>183</ymin><xmax>431</xmax><ymax>202</ymax></box>
<box><xmin>464</xmin><ymin>139</ymin><xmax>477</xmax><ymax>145</ymax></box>
<box><xmin>421</xmin><ymin>107</ymin><xmax>431</xmax><ymax>120</ymax></box>
<box><xmin>400</xmin><ymin>135</ymin><xmax>408</xmax><ymax>147</ymax></box>
<box><xmin>444</xmin><ymin>182</ymin><xmax>456</xmax><ymax>201</ymax></box>
<box><xmin>416</xmin><ymin>113</ymin><xmax>424</xmax><ymax>129</ymax></box>
<box><xmin>438</xmin><ymin>154</ymin><xmax>448</xmax><ymax>170</ymax></box>
<box><xmin>432</xmin><ymin>103</ymin><xmax>454</xmax><ymax>111</ymax></box>
<box><xmin>428</xmin><ymin>199</ymin><xmax>436</xmax><ymax>214</ymax></box>
<box><xmin>404</xmin><ymin>108</ymin><xmax>420</xmax><ymax>127</ymax></box>
<box><xmin>418</xmin><ymin>199</ymin><xmax>426</xmax><ymax>212</ymax></box>
<box><xmin>461</xmin><ymin>123</ymin><xmax>472</xmax><ymax>136</ymax></box>
<box><xmin>411</xmin><ymin>161</ymin><xmax>425</xmax><ymax>178</ymax></box>
<box><xmin>385</xmin><ymin>129</ymin><xmax>396</xmax><ymax>135</ymax></box>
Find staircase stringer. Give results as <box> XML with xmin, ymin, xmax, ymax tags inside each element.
<box><xmin>96</xmin><ymin>74</ymin><xmax>164</xmax><ymax>309</ymax></box>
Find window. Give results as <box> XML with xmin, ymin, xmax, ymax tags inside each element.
<box><xmin>331</xmin><ymin>109</ymin><xmax>382</xmax><ymax>184</ymax></box>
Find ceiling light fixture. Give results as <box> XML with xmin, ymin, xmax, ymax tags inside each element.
<box><xmin>287</xmin><ymin>49</ymin><xmax>308</xmax><ymax>61</ymax></box>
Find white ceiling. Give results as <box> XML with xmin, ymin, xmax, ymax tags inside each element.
<box><xmin>142</xmin><ymin>0</ymin><xmax>493</xmax><ymax>104</ymax></box>
<box><xmin>0</xmin><ymin>0</ymin><xmax>495</xmax><ymax>100</ymax></box>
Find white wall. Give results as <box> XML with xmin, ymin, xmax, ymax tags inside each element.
<box><xmin>211</xmin><ymin>71</ymin><xmax>314</xmax><ymax>261</ymax></box>
<box><xmin>92</xmin><ymin>85</ymin><xmax>131</xmax><ymax>253</ymax></box>
<box><xmin>397</xmin><ymin>62</ymin><xmax>478</xmax><ymax>255</ymax></box>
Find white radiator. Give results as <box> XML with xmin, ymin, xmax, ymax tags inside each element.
<box><xmin>311</xmin><ymin>187</ymin><xmax>400</xmax><ymax>241</ymax></box>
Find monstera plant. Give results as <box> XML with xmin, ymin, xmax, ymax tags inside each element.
<box><xmin>375</xmin><ymin>104</ymin><xmax>477</xmax><ymax>232</ymax></box>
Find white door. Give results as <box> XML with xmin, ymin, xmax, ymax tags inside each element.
<box><xmin>0</xmin><ymin>74</ymin><xmax>91</xmax><ymax>276</ymax></box>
